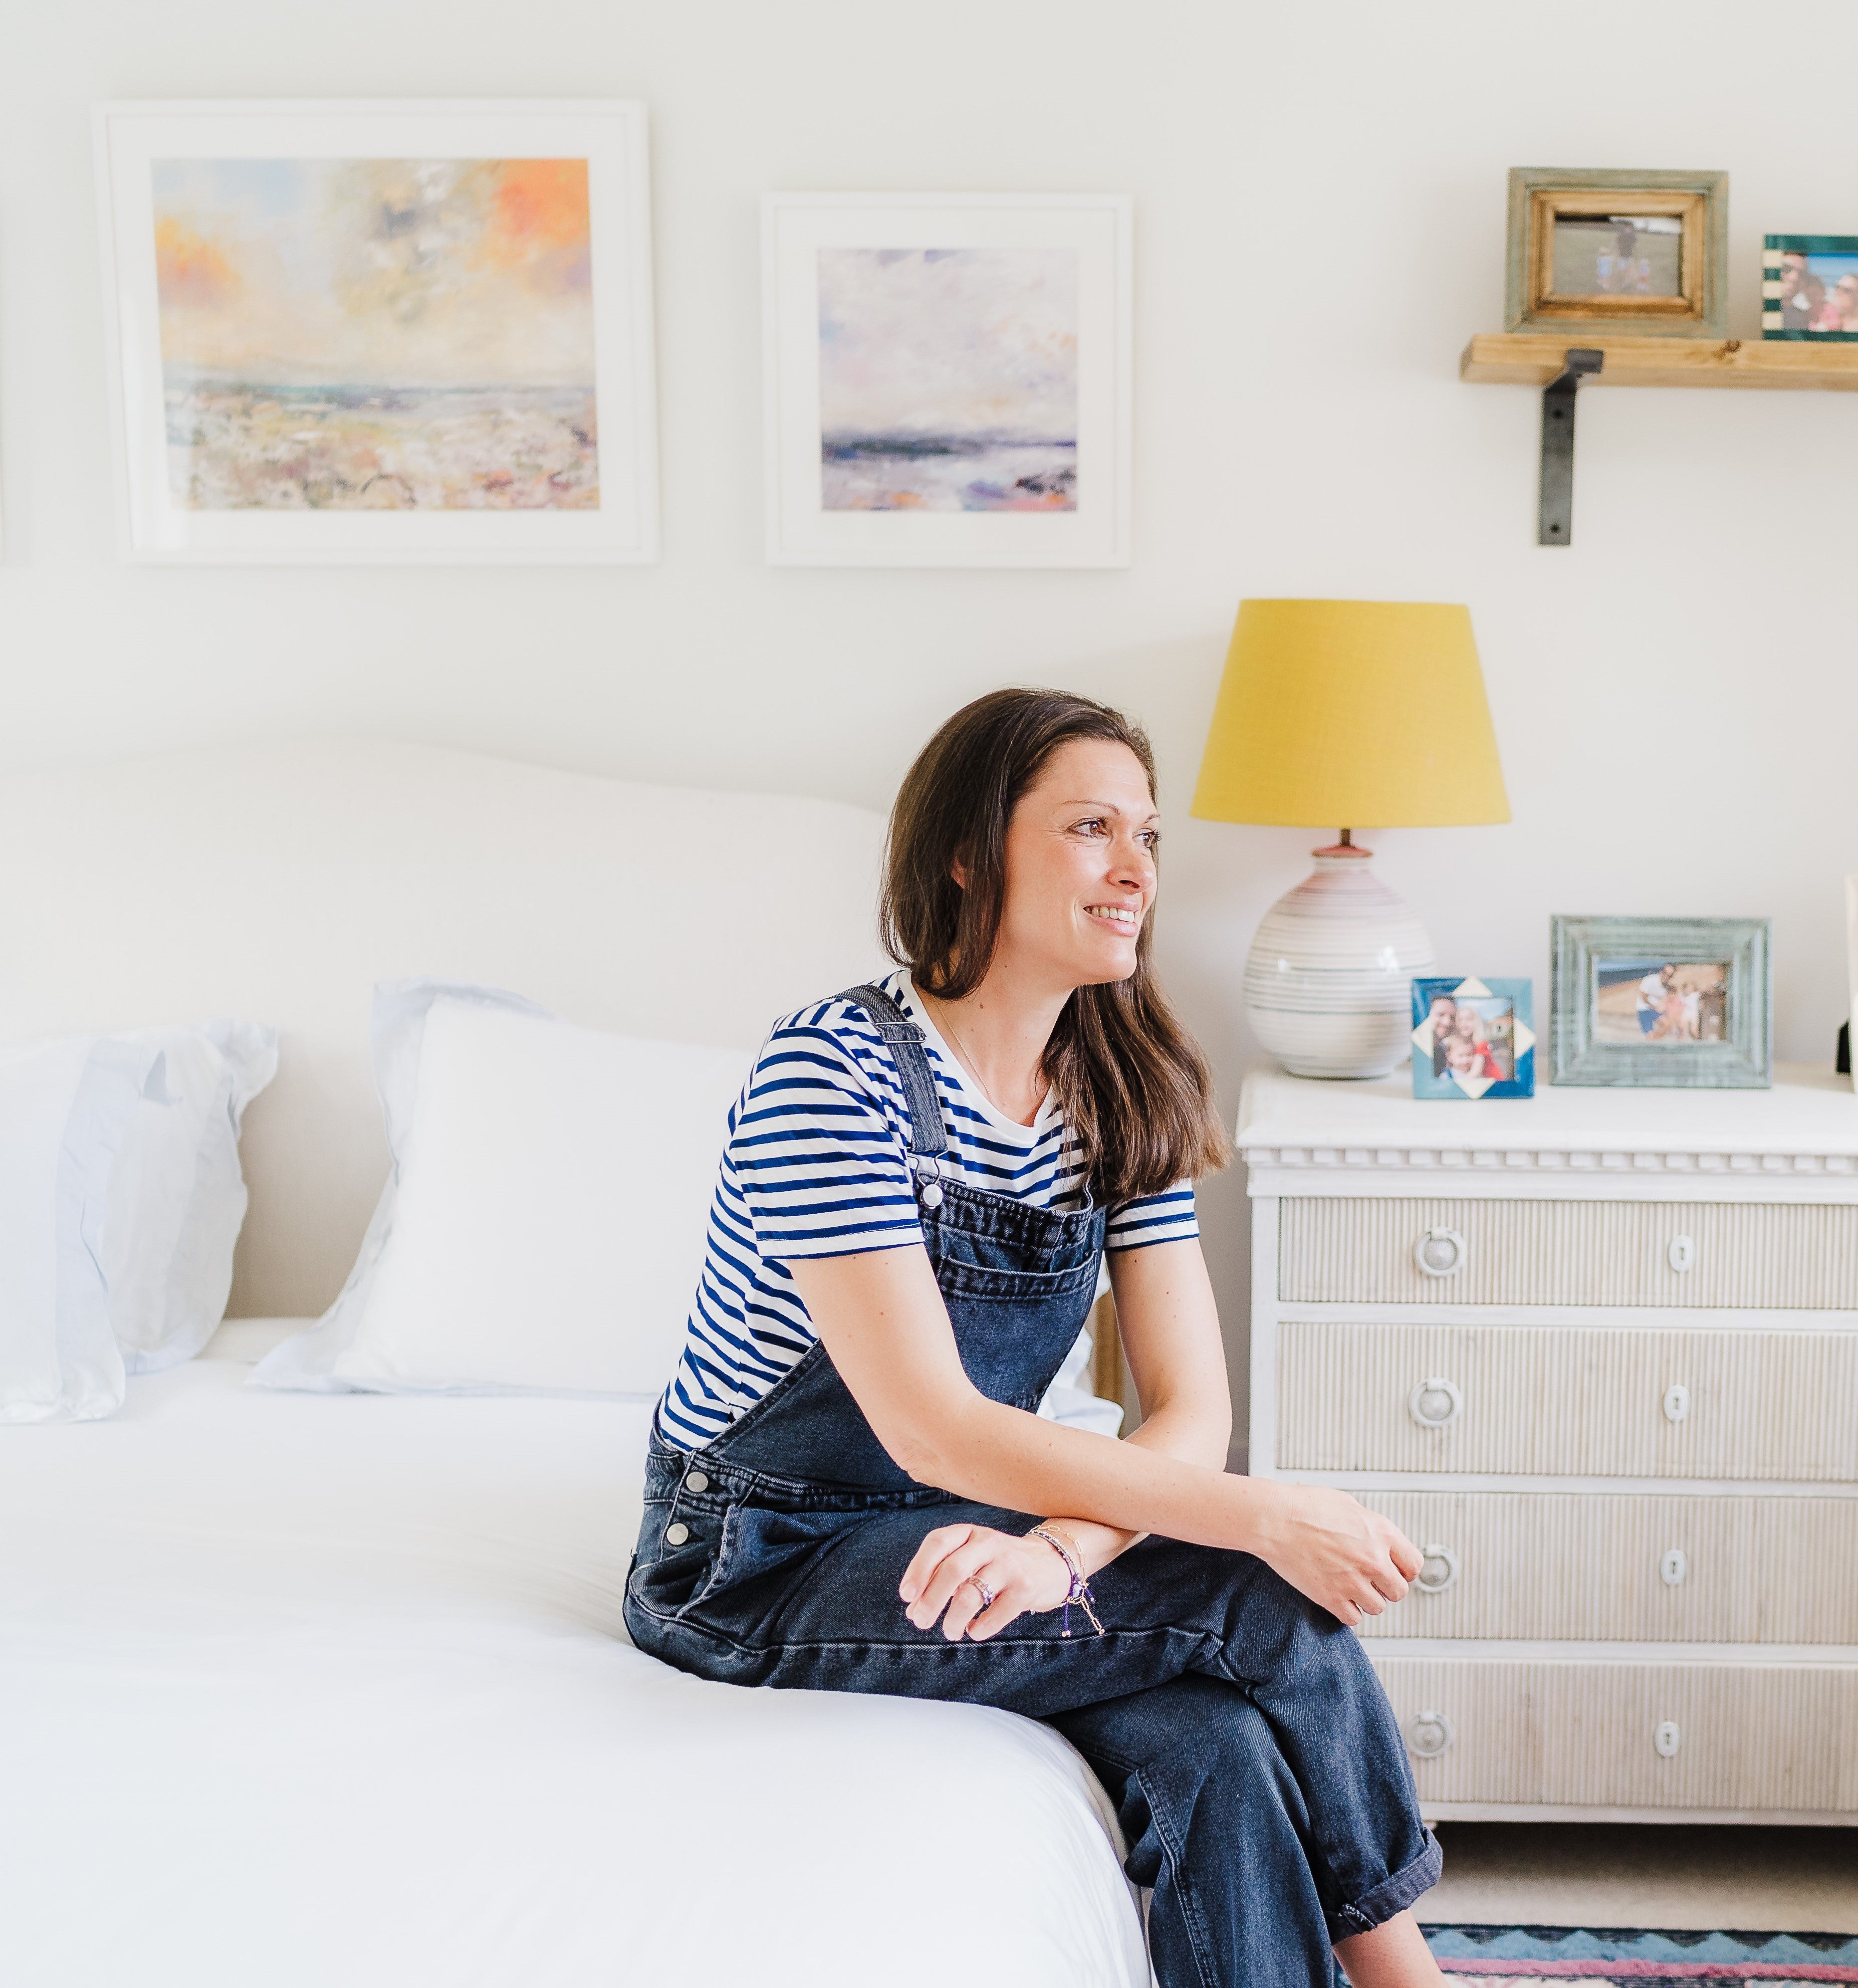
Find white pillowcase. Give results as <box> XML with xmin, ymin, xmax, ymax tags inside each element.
<box><xmin>1</xmin><ymin>1037</ymin><xmax>150</xmax><ymax>1423</ymax></box>
<box><xmin>252</xmin><ymin>982</ymin><xmax>751</xmax><ymax>1398</ymax></box>
<box><xmin>1</xmin><ymin>1021</ymin><xmax>274</xmax><ymax>1422</ymax></box>
<box><xmin>108</xmin><ymin>1022</ymin><xmax>279</xmax><ymax>1373</ymax></box>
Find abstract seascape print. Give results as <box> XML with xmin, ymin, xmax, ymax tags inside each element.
<box><xmin>151</xmin><ymin>159</ymin><xmax>599</xmax><ymax>510</ymax></box>
<box><xmin>818</xmin><ymin>246</ymin><xmax>1078</xmax><ymax>513</ymax></box>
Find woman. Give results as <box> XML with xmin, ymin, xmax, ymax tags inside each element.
<box><xmin>627</xmin><ymin>689</ymin><xmax>1444</xmax><ymax>1988</ymax></box>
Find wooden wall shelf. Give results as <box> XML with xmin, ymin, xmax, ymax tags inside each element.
<box><xmin>1462</xmin><ymin>332</ymin><xmax>1858</xmax><ymax>392</ymax></box>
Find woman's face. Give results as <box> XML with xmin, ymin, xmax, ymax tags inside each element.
<box><xmin>985</xmin><ymin>737</ymin><xmax>1158</xmax><ymax>993</ymax></box>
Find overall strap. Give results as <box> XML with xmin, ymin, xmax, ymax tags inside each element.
<box><xmin>837</xmin><ymin>983</ymin><xmax>948</xmax><ymax>1160</ymax></box>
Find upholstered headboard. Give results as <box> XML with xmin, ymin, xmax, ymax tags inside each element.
<box><xmin>0</xmin><ymin>739</ymin><xmax>888</xmax><ymax>1318</ymax></box>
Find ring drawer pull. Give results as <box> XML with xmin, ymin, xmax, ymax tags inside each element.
<box><xmin>1668</xmin><ymin>1234</ymin><xmax>1696</xmax><ymax>1273</ymax></box>
<box><xmin>1653</xmin><ymin>1720</ymin><xmax>1682</xmax><ymax>1759</ymax></box>
<box><xmin>1408</xmin><ymin>1377</ymin><xmax>1463</xmax><ymax>1429</ymax></box>
<box><xmin>1659</xmin><ymin>1547</ymin><xmax>1689</xmax><ymax>1587</ymax></box>
<box><xmin>1408</xmin><ymin>1709</ymin><xmax>1455</xmax><ymax>1759</ymax></box>
<box><xmin>1662</xmin><ymin>1382</ymin><xmax>1692</xmax><ymax>1425</ymax></box>
<box><xmin>1413</xmin><ymin>1227</ymin><xmax>1466</xmax><ymax>1278</ymax></box>
<box><xmin>1415</xmin><ymin>1544</ymin><xmax>1460</xmax><ymax>1593</ymax></box>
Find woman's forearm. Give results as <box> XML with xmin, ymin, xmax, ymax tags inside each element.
<box><xmin>1038</xmin><ymin>1393</ymin><xmax>1234</xmax><ymax>1577</ymax></box>
<box><xmin>906</xmin><ymin>1391</ymin><xmax>1286</xmax><ymax>1558</ymax></box>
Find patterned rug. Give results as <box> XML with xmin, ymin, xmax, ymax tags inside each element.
<box><xmin>1423</xmin><ymin>1926</ymin><xmax>1858</xmax><ymax>1986</ymax></box>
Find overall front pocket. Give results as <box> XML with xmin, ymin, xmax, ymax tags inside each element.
<box><xmin>678</xmin><ymin>1503</ymin><xmax>860</xmax><ymax>1631</ymax></box>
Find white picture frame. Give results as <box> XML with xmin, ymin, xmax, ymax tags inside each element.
<box><xmin>93</xmin><ymin>100</ymin><xmax>659</xmax><ymax>565</ymax></box>
<box><xmin>1847</xmin><ymin>875</ymin><xmax>1858</xmax><ymax>1094</ymax></box>
<box><xmin>762</xmin><ymin>193</ymin><xmax>1132</xmax><ymax>568</ymax></box>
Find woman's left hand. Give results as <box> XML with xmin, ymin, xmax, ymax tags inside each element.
<box><xmin>899</xmin><ymin>1522</ymin><xmax>1073</xmax><ymax>1640</ymax></box>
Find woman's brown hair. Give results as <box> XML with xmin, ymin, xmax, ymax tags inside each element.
<box><xmin>880</xmin><ymin>688</ymin><xmax>1231</xmax><ymax>1204</ymax></box>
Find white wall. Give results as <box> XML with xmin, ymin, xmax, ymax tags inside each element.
<box><xmin>7</xmin><ymin>0</ymin><xmax>1858</xmax><ymax>1452</ymax></box>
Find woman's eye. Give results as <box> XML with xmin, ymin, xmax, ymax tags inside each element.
<box><xmin>1073</xmin><ymin>818</ymin><xmax>1107</xmax><ymax>837</ymax></box>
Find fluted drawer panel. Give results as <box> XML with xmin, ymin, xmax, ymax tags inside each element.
<box><xmin>1277</xmin><ymin>1321</ymin><xmax>1858</xmax><ymax>1479</ymax></box>
<box><xmin>1279</xmin><ymin>1197</ymin><xmax>1858</xmax><ymax>1309</ymax></box>
<box><xmin>1371</xmin><ymin>1658</ymin><xmax>1858</xmax><ymax>1811</ymax></box>
<box><xmin>1355</xmin><ymin>1492</ymin><xmax>1858</xmax><ymax>1642</ymax></box>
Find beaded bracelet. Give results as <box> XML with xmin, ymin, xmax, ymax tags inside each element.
<box><xmin>1027</xmin><ymin>1523</ymin><xmax>1105</xmax><ymax>1638</ymax></box>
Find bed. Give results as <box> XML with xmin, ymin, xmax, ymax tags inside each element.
<box><xmin>0</xmin><ymin>741</ymin><xmax>1150</xmax><ymax>1987</ymax></box>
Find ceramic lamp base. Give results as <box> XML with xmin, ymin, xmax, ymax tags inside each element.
<box><xmin>1243</xmin><ymin>850</ymin><xmax>1435</xmax><ymax>1079</ymax></box>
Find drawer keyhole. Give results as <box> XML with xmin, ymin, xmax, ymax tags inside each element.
<box><xmin>1415</xmin><ymin>1544</ymin><xmax>1460</xmax><ymax>1593</ymax></box>
<box><xmin>1408</xmin><ymin>1709</ymin><xmax>1455</xmax><ymax>1758</ymax></box>
<box><xmin>1668</xmin><ymin>1235</ymin><xmax>1696</xmax><ymax>1273</ymax></box>
<box><xmin>1408</xmin><ymin>1377</ymin><xmax>1464</xmax><ymax>1429</ymax></box>
<box><xmin>1654</xmin><ymin>1720</ymin><xmax>1682</xmax><ymax>1759</ymax></box>
<box><xmin>1413</xmin><ymin>1227</ymin><xmax>1466</xmax><ymax>1278</ymax></box>
<box><xmin>1659</xmin><ymin>1547</ymin><xmax>1689</xmax><ymax>1587</ymax></box>
<box><xmin>1662</xmin><ymin>1382</ymin><xmax>1692</xmax><ymax>1425</ymax></box>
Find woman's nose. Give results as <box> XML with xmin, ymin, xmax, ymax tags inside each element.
<box><xmin>1111</xmin><ymin>837</ymin><xmax>1154</xmax><ymax>885</ymax></box>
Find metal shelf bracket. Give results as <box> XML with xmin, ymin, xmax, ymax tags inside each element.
<box><xmin>1539</xmin><ymin>347</ymin><xmax>1604</xmax><ymax>546</ymax></box>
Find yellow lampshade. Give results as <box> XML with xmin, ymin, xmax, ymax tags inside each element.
<box><xmin>1191</xmin><ymin>599</ymin><xmax>1510</xmax><ymax>830</ymax></box>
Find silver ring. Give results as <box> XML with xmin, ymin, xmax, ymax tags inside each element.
<box><xmin>968</xmin><ymin>1576</ymin><xmax>997</xmax><ymax>1611</ymax></box>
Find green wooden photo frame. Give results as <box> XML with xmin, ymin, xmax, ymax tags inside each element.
<box><xmin>1550</xmin><ymin>916</ymin><xmax>1771</xmax><ymax>1088</ymax></box>
<box><xmin>1505</xmin><ymin>168</ymin><xmax>1729</xmax><ymax>340</ymax></box>
<box><xmin>1762</xmin><ymin>235</ymin><xmax>1858</xmax><ymax>342</ymax></box>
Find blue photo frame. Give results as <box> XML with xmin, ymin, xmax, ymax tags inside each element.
<box><xmin>1410</xmin><ymin>978</ymin><xmax>1536</xmax><ymax>1099</ymax></box>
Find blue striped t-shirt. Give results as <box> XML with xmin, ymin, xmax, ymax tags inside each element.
<box><xmin>655</xmin><ymin>970</ymin><xmax>1199</xmax><ymax>1452</ymax></box>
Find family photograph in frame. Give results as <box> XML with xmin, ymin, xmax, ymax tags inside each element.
<box><xmin>1504</xmin><ymin>167</ymin><xmax>1728</xmax><ymax>340</ymax></box>
<box><xmin>1762</xmin><ymin>236</ymin><xmax>1858</xmax><ymax>341</ymax></box>
<box><xmin>1410</xmin><ymin>977</ymin><xmax>1536</xmax><ymax>1099</ymax></box>
<box><xmin>1550</xmin><ymin>915</ymin><xmax>1771</xmax><ymax>1088</ymax></box>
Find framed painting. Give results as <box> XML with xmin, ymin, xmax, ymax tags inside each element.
<box><xmin>1549</xmin><ymin>914</ymin><xmax>1771</xmax><ymax>1089</ymax></box>
<box><xmin>93</xmin><ymin>100</ymin><xmax>658</xmax><ymax>564</ymax></box>
<box><xmin>762</xmin><ymin>193</ymin><xmax>1132</xmax><ymax>567</ymax></box>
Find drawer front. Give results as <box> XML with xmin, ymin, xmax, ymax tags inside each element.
<box><xmin>1371</xmin><ymin>1657</ymin><xmax>1858</xmax><ymax>1812</ymax></box>
<box><xmin>1277</xmin><ymin>1320</ymin><xmax>1858</xmax><ymax>1479</ymax></box>
<box><xmin>1281</xmin><ymin>1197</ymin><xmax>1858</xmax><ymax>1309</ymax></box>
<box><xmin>1355</xmin><ymin>1492</ymin><xmax>1858</xmax><ymax>1642</ymax></box>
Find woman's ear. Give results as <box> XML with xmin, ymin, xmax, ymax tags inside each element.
<box><xmin>950</xmin><ymin>846</ymin><xmax>970</xmax><ymax>891</ymax></box>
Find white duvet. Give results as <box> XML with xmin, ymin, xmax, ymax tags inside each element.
<box><xmin>1</xmin><ymin>1325</ymin><xmax>1149</xmax><ymax>1988</ymax></box>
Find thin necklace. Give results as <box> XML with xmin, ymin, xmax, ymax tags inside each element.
<box><xmin>923</xmin><ymin>989</ymin><xmax>1049</xmax><ymax>1124</ymax></box>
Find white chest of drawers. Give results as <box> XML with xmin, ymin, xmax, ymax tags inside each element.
<box><xmin>1238</xmin><ymin>1065</ymin><xmax>1858</xmax><ymax>1825</ymax></box>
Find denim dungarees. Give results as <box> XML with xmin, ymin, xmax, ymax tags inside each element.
<box><xmin>626</xmin><ymin>984</ymin><xmax>1440</xmax><ymax>1988</ymax></box>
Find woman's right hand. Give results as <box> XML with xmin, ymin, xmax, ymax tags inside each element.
<box><xmin>1252</xmin><ymin>1484</ymin><xmax>1422</xmax><ymax>1625</ymax></box>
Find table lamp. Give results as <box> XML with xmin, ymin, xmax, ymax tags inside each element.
<box><xmin>1192</xmin><ymin>599</ymin><xmax>1510</xmax><ymax>1079</ymax></box>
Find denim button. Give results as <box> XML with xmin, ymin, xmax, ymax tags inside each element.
<box><xmin>686</xmin><ymin>1471</ymin><xmax>709</xmax><ymax>1494</ymax></box>
<box><xmin>665</xmin><ymin>1522</ymin><xmax>691</xmax><ymax>1546</ymax></box>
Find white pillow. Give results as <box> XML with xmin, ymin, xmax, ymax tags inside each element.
<box><xmin>106</xmin><ymin>1022</ymin><xmax>278</xmax><ymax>1373</ymax></box>
<box><xmin>1</xmin><ymin>1037</ymin><xmax>156</xmax><ymax>1422</ymax></box>
<box><xmin>252</xmin><ymin>981</ymin><xmax>751</xmax><ymax>1398</ymax></box>
<box><xmin>0</xmin><ymin>1021</ymin><xmax>278</xmax><ymax>1421</ymax></box>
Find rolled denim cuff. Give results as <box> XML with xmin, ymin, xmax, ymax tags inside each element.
<box><xmin>1327</xmin><ymin>1829</ymin><xmax>1443</xmax><ymax>1943</ymax></box>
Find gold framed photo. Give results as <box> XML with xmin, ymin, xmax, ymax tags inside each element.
<box><xmin>1505</xmin><ymin>169</ymin><xmax>1727</xmax><ymax>339</ymax></box>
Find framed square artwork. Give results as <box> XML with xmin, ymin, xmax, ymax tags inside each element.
<box><xmin>1550</xmin><ymin>915</ymin><xmax>1771</xmax><ymax>1088</ymax></box>
<box><xmin>93</xmin><ymin>100</ymin><xmax>659</xmax><ymax>563</ymax></box>
<box><xmin>762</xmin><ymin>193</ymin><xmax>1132</xmax><ymax>567</ymax></box>
<box><xmin>1410</xmin><ymin>978</ymin><xmax>1536</xmax><ymax>1100</ymax></box>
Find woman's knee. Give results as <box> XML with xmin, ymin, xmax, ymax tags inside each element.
<box><xmin>1104</xmin><ymin>1673</ymin><xmax>1294</xmax><ymax>1806</ymax></box>
<box><xmin>1058</xmin><ymin>1676</ymin><xmax>1303</xmax><ymax>1892</ymax></box>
